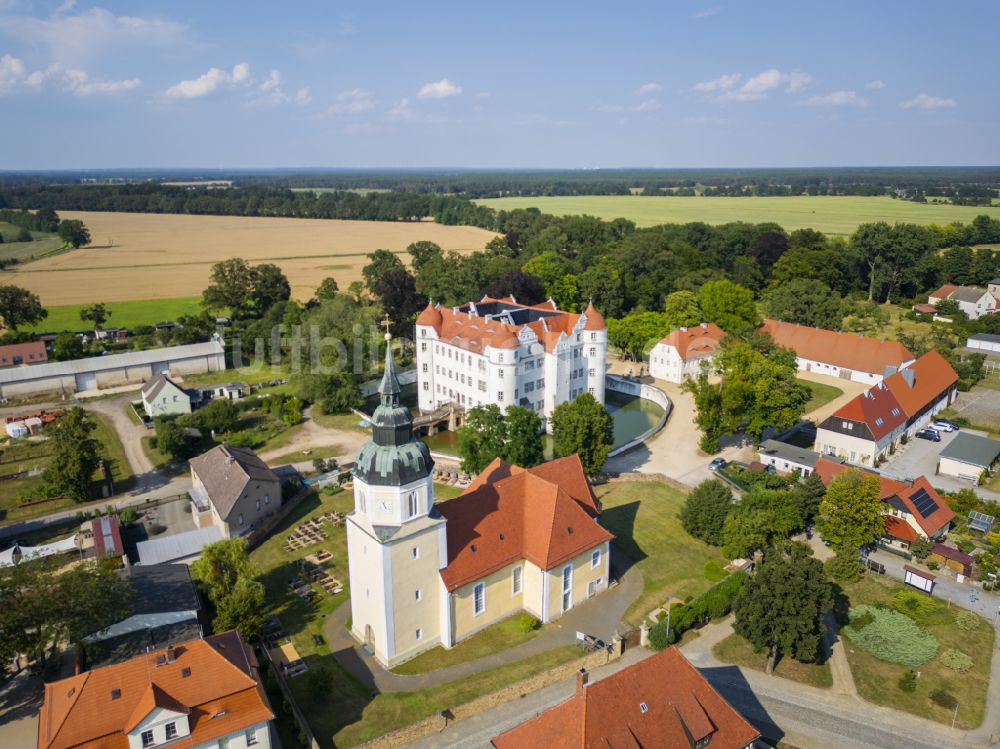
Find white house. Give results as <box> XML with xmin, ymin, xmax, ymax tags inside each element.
<box><xmin>141</xmin><ymin>374</ymin><xmax>192</xmax><ymax>418</ymax></box>
<box><xmin>757</xmin><ymin>439</ymin><xmax>819</xmax><ymax>476</ymax></box>
<box><xmin>415</xmin><ymin>297</ymin><xmax>607</xmax><ymax>429</ymax></box>
<box><xmin>928</xmin><ymin>284</ymin><xmax>998</xmax><ymax>319</ymax></box>
<box><xmin>648</xmin><ymin>323</ymin><xmax>726</xmax><ymax>383</ymax></box>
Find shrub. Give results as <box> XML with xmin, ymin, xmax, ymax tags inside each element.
<box><xmin>825</xmin><ymin>551</ymin><xmax>863</xmax><ymax>583</ymax></box>
<box><xmin>117</xmin><ymin>507</ymin><xmax>138</xmax><ymax>526</ymax></box>
<box><xmin>518</xmin><ymin>613</ymin><xmax>540</xmax><ymax>633</ymax></box>
<box><xmin>909</xmin><ymin>537</ymin><xmax>933</xmax><ymax>560</ymax></box>
<box><xmin>957</xmin><ymin>539</ymin><xmax>975</xmax><ymax>554</ymax></box>
<box><xmin>656</xmin><ymin>610</ymin><xmax>667</xmax><ymax>622</ymax></box>
<box><xmin>940</xmin><ymin>648</ymin><xmax>974</xmax><ymax>673</ymax></box>
<box><xmin>843</xmin><ymin>605</ymin><xmax>939</xmax><ymax>666</ymax></box>
<box><xmin>647</xmin><ymin>570</ymin><xmax>748</xmax><ymax>650</ymax></box>
<box><xmin>891</xmin><ymin>589</ymin><xmax>945</xmax><ymax>624</ymax></box>
<box><xmin>955</xmin><ymin>610</ymin><xmax>980</xmax><ymax>631</ymax></box>
<box><xmin>931</xmin><ymin>690</ymin><xmax>958</xmax><ymax>710</ymax></box>
<box><xmin>927</xmin><ymin>561</ymin><xmax>939</xmax><ymax>570</ymax></box>
<box><xmin>898</xmin><ymin>670</ymin><xmax>917</xmax><ymax>693</ymax></box>
<box><xmin>703</xmin><ymin>559</ymin><xmax>727</xmax><ymax>582</ymax></box>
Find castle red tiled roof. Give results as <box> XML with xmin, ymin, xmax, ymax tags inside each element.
<box><xmin>760</xmin><ymin>319</ymin><xmax>913</xmax><ymax>376</ymax></box>
<box><xmin>582</xmin><ymin>302</ymin><xmax>606</xmax><ymax>331</ymax></box>
<box><xmin>657</xmin><ymin>323</ymin><xmax>726</xmax><ymax>361</ymax></box>
<box><xmin>37</xmin><ymin>631</ymin><xmax>273</xmax><ymax>749</ymax></box>
<box><xmin>437</xmin><ymin>457</ymin><xmax>612</xmax><ymax>591</ymax></box>
<box><xmin>882</xmin><ymin>350</ymin><xmax>958</xmax><ymax>418</ymax></box>
<box><xmin>491</xmin><ymin>647</ymin><xmax>760</xmax><ymax>749</ymax></box>
<box><xmin>415</xmin><ymin>301</ymin><xmax>442</xmax><ymax>328</ymax></box>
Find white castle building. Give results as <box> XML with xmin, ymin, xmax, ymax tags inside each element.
<box><xmin>414</xmin><ymin>297</ymin><xmax>608</xmax><ymax>427</ymax></box>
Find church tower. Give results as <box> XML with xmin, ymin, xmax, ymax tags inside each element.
<box><xmin>345</xmin><ymin>336</ymin><xmax>451</xmax><ymax>667</ymax></box>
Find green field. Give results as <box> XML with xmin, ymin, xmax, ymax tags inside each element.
<box><xmin>0</xmin><ymin>222</ymin><xmax>65</xmax><ymax>264</ymax></box>
<box><xmin>22</xmin><ymin>296</ymin><xmax>203</xmax><ymax>333</ymax></box>
<box><xmin>474</xmin><ymin>195</ymin><xmax>999</xmax><ymax>236</ymax></box>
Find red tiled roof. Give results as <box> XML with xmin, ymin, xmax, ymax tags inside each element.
<box><xmin>491</xmin><ymin>647</ymin><xmax>760</xmax><ymax>749</ymax></box>
<box><xmin>884</xmin><ymin>515</ymin><xmax>917</xmax><ymax>542</ymax></box>
<box><xmin>438</xmin><ymin>457</ymin><xmax>613</xmax><ymax>591</ymax></box>
<box><xmin>829</xmin><ymin>381</ymin><xmax>906</xmax><ymax>440</ymax></box>
<box><xmin>912</xmin><ymin>304</ymin><xmax>938</xmax><ymax>314</ymax></box>
<box><xmin>0</xmin><ymin>340</ymin><xmax>47</xmax><ymax>368</ymax></box>
<box><xmin>656</xmin><ymin>323</ymin><xmax>726</xmax><ymax>361</ymax></box>
<box><xmin>416</xmin><ymin>302</ymin><xmax>443</xmax><ymax>328</ymax></box>
<box><xmin>883</xmin><ymin>350</ymin><xmax>958</xmax><ymax>418</ymax></box>
<box><xmin>760</xmin><ymin>319</ymin><xmax>913</xmax><ymax>375</ymax></box>
<box><xmin>37</xmin><ymin>631</ymin><xmax>273</xmax><ymax>749</ymax></box>
<box><xmin>814</xmin><ymin>458</ymin><xmax>955</xmax><ymax>537</ymax></box>
<box><xmin>582</xmin><ymin>302</ymin><xmax>606</xmax><ymax>331</ymax></box>
<box><xmin>929</xmin><ymin>284</ymin><xmax>958</xmax><ymax>300</ymax></box>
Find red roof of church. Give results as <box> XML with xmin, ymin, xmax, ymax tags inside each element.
<box><xmin>491</xmin><ymin>647</ymin><xmax>760</xmax><ymax>749</ymax></box>
<box><xmin>438</xmin><ymin>456</ymin><xmax>612</xmax><ymax>591</ymax></box>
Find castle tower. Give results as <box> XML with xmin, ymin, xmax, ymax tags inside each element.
<box><xmin>345</xmin><ymin>336</ymin><xmax>451</xmax><ymax>667</ymax></box>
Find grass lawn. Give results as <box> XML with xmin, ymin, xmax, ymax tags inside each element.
<box><xmin>89</xmin><ymin>412</ymin><xmax>135</xmax><ymax>491</ymax></box>
<box><xmin>390</xmin><ymin>613</ymin><xmax>541</xmax><ymax>675</ymax></box>
<box><xmin>181</xmin><ymin>366</ymin><xmax>290</xmax><ymax>388</ymax></box>
<box><xmin>474</xmin><ymin>195</ymin><xmax>996</xmax><ymax>236</ymax></box>
<box><xmin>840</xmin><ymin>576</ymin><xmax>994</xmax><ymax>729</ymax></box>
<box><xmin>263</xmin><ymin>444</ymin><xmax>344</xmax><ymax>467</ymax></box>
<box><xmin>799</xmin><ymin>379</ymin><xmax>844</xmax><ymax>414</ymax></box>
<box><xmin>596</xmin><ymin>478</ymin><xmax>727</xmax><ymax>624</ymax></box>
<box><xmin>20</xmin><ymin>296</ymin><xmax>203</xmax><ymax>334</ymax></box>
<box><xmin>433</xmin><ymin>482</ymin><xmax>465</xmax><ymax>501</ymax></box>
<box><xmin>311</xmin><ymin>411</ymin><xmax>370</xmax><ymax>433</ymax></box>
<box><xmin>0</xmin><ymin>229</ymin><xmax>64</xmax><ymax>264</ymax></box>
<box><xmin>713</xmin><ymin>632</ymin><xmax>833</xmax><ymax>689</ymax></box>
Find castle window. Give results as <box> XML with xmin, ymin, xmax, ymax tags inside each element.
<box><xmin>421</xmin><ymin>342</ymin><xmax>427</xmax><ymax>352</ymax></box>
<box><xmin>165</xmin><ymin>723</ymin><xmax>178</xmax><ymax>740</ymax></box>
<box><xmin>141</xmin><ymin>731</ymin><xmax>154</xmax><ymax>748</ymax></box>
<box><xmin>473</xmin><ymin>583</ymin><xmax>486</xmax><ymax>615</ymax></box>
<box><xmin>416</xmin><ymin>628</ymin><xmax>423</xmax><ymax>640</ymax></box>
<box><xmin>512</xmin><ymin>565</ymin><xmax>523</xmax><ymax>595</ymax></box>
<box><xmin>412</xmin><ymin>546</ymin><xmax>419</xmax><ymax>560</ymax></box>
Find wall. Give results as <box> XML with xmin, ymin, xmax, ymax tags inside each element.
<box><xmin>452</xmin><ymin>559</ymin><xmax>526</xmax><ymax>642</ymax></box>
<box><xmin>389</xmin><ymin>523</ymin><xmax>445</xmax><ymax>663</ymax></box>
<box><xmin>227</xmin><ymin>480</ymin><xmax>281</xmax><ymax>536</ymax></box>
<box><xmin>814</xmin><ymin>428</ymin><xmax>881</xmax><ymax>465</ymax></box>
<box><xmin>545</xmin><ymin>544</ymin><xmax>609</xmax><ymax>622</ymax></box>
<box><xmin>605</xmin><ymin>376</ymin><xmax>671</xmax><ymax>458</ymax></box>
<box><xmin>937</xmin><ymin>456</ymin><xmax>982</xmax><ymax>482</ymax></box>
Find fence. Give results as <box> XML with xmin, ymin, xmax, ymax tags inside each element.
<box><xmin>877</xmin><ymin>542</ymin><xmax>913</xmax><ymax>561</ymax></box>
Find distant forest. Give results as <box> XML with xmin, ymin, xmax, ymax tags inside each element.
<box><xmin>1</xmin><ymin>167</ymin><xmax>999</xmax><ymax>202</ymax></box>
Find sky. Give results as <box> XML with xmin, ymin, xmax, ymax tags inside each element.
<box><xmin>0</xmin><ymin>0</ymin><xmax>998</xmax><ymax>170</ymax></box>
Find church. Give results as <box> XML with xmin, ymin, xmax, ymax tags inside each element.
<box><xmin>346</xmin><ymin>339</ymin><xmax>614</xmax><ymax>668</ymax></box>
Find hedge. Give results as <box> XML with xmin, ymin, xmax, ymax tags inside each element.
<box><xmin>844</xmin><ymin>605</ymin><xmax>939</xmax><ymax>667</ymax></box>
<box><xmin>648</xmin><ymin>570</ymin><xmax>747</xmax><ymax>650</ymax></box>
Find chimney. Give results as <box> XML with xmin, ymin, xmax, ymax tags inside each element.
<box><xmin>166</xmin><ymin>644</ymin><xmax>176</xmax><ymax>664</ymax></box>
<box><xmin>576</xmin><ymin>668</ymin><xmax>589</xmax><ymax>693</ymax></box>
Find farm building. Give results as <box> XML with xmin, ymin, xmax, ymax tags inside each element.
<box><xmin>0</xmin><ymin>339</ymin><xmax>225</xmax><ymax>400</ymax></box>
<box><xmin>966</xmin><ymin>332</ymin><xmax>1000</xmax><ymax>354</ymax></box>
<box><xmin>928</xmin><ymin>284</ymin><xmax>998</xmax><ymax>319</ymax></box>
<box><xmin>0</xmin><ymin>340</ymin><xmax>47</xmax><ymax>369</ymax></box>
<box><xmin>757</xmin><ymin>439</ymin><xmax>819</xmax><ymax>476</ymax></box>
<box><xmin>937</xmin><ymin>432</ymin><xmax>1000</xmax><ymax>482</ymax></box>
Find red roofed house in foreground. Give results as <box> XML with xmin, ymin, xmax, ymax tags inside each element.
<box><xmin>491</xmin><ymin>647</ymin><xmax>760</xmax><ymax>749</ymax></box>
<box><xmin>815</xmin><ymin>350</ymin><xmax>958</xmax><ymax>466</ymax></box>
<box><xmin>347</xmin><ymin>344</ymin><xmax>614</xmax><ymax>668</ymax></box>
<box><xmin>814</xmin><ymin>457</ymin><xmax>954</xmax><ymax>552</ymax></box>
<box><xmin>37</xmin><ymin>630</ymin><xmax>274</xmax><ymax>749</ymax></box>
<box><xmin>415</xmin><ymin>296</ymin><xmax>607</xmax><ymax>430</ymax></box>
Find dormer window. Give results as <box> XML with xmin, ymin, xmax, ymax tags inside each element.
<box><xmin>141</xmin><ymin>730</ymin><xmax>154</xmax><ymax>748</ymax></box>
<box><xmin>165</xmin><ymin>722</ymin><xmax>177</xmax><ymax>740</ymax></box>
<box><xmin>639</xmin><ymin>702</ymin><xmax>648</xmax><ymax>713</ymax></box>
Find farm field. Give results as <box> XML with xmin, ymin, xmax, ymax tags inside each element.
<box><xmin>0</xmin><ymin>221</ymin><xmax>65</xmax><ymax>264</ymax></box>
<box><xmin>474</xmin><ymin>195</ymin><xmax>998</xmax><ymax>236</ymax></box>
<box><xmin>0</xmin><ymin>211</ymin><xmax>498</xmax><ymax>306</ymax></box>
<box><xmin>22</xmin><ymin>296</ymin><xmax>203</xmax><ymax>333</ymax></box>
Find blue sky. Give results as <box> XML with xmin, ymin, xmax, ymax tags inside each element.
<box><xmin>0</xmin><ymin>0</ymin><xmax>997</xmax><ymax>169</ymax></box>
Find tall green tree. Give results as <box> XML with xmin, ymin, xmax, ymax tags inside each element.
<box><xmin>457</xmin><ymin>405</ymin><xmax>506</xmax><ymax>473</ymax></box>
<box><xmin>251</xmin><ymin>263</ymin><xmax>292</xmax><ymax>312</ymax></box>
<box><xmin>57</xmin><ymin>219</ymin><xmax>90</xmax><ymax>248</ymax></box>
<box><xmin>407</xmin><ymin>241</ymin><xmax>444</xmax><ymax>272</ymax></box>
<box><xmin>733</xmin><ymin>542</ymin><xmax>832</xmax><ymax>672</ymax></box>
<box><xmin>606</xmin><ymin>312</ymin><xmax>668</xmax><ymax>360</ymax></box>
<box><xmin>79</xmin><ymin>303</ymin><xmax>111</xmax><ymax>330</ymax></box>
<box><xmin>698</xmin><ymin>280</ymin><xmax>759</xmax><ymax>332</ymax></box>
<box><xmin>0</xmin><ymin>284</ymin><xmax>46</xmax><ymax>331</ymax></box>
<box><xmin>213</xmin><ymin>576</ymin><xmax>267</xmax><ymax>641</ymax></box>
<box><xmin>362</xmin><ymin>249</ymin><xmax>405</xmax><ymax>294</ymax></box>
<box><xmin>313</xmin><ymin>277</ymin><xmax>340</xmax><ymax>303</ymax></box>
<box><xmin>682</xmin><ymin>367</ymin><xmax>724</xmax><ymax>453</ymax></box>
<box><xmin>502</xmin><ymin>406</ymin><xmax>545</xmax><ymax>467</ymax></box>
<box><xmin>191</xmin><ymin>538</ymin><xmax>265</xmax><ymax>641</ymax></box>
<box><xmin>663</xmin><ymin>290</ymin><xmax>704</xmax><ymax>329</ymax></box>
<box><xmin>763</xmin><ymin>279</ymin><xmax>846</xmax><ymax>329</ymax></box>
<box><xmin>817</xmin><ymin>470</ymin><xmax>885</xmax><ymax>552</ymax></box>
<box><xmin>202</xmin><ymin>258</ymin><xmax>256</xmax><ymax>318</ymax></box>
<box><xmin>795</xmin><ymin>471</ymin><xmax>827</xmax><ymax>525</ymax></box>
<box><xmin>45</xmin><ymin>407</ymin><xmax>101</xmax><ymax>502</ymax></box>
<box><xmin>51</xmin><ymin>331</ymin><xmax>84</xmax><ymax>361</ymax></box>
<box><xmin>721</xmin><ymin>489</ymin><xmax>803</xmax><ymax>558</ymax></box>
<box><xmin>550</xmin><ymin>393</ymin><xmax>613</xmax><ymax>477</ymax></box>
<box><xmin>679</xmin><ymin>479</ymin><xmax>733</xmax><ymax>545</ymax></box>
<box><xmin>154</xmin><ymin>418</ymin><xmax>196</xmax><ymax>461</ymax></box>
<box><xmin>851</xmin><ymin>222</ymin><xmax>892</xmax><ymax>302</ymax></box>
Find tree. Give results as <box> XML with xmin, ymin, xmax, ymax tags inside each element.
<box><xmin>213</xmin><ymin>577</ymin><xmax>267</xmax><ymax>641</ymax></box>
<box><xmin>501</xmin><ymin>406</ymin><xmax>544</xmax><ymax>467</ymax></box>
<box><xmin>57</xmin><ymin>219</ymin><xmax>90</xmax><ymax>248</ymax></box>
<box><xmin>15</xmin><ymin>227</ymin><xmax>32</xmax><ymax>242</ymax></box>
<box><xmin>79</xmin><ymin>303</ymin><xmax>111</xmax><ymax>330</ymax></box>
<box><xmin>458</xmin><ymin>405</ymin><xmax>506</xmax><ymax>473</ymax></box>
<box><xmin>44</xmin><ymin>407</ymin><xmax>101</xmax><ymax>502</ymax></box>
<box><xmin>407</xmin><ymin>241</ymin><xmax>443</xmax><ymax>272</ymax></box>
<box><xmin>825</xmin><ymin>551</ymin><xmax>863</xmax><ymax>583</ymax></box>
<box><xmin>154</xmin><ymin>418</ymin><xmax>196</xmax><ymax>461</ymax></box>
<box><xmin>763</xmin><ymin>279</ymin><xmax>847</xmax><ymax>329</ymax></box>
<box><xmin>683</xmin><ymin>367</ymin><xmax>724</xmax><ymax>453</ymax></box>
<box><xmin>373</xmin><ymin>267</ymin><xmax>425</xmax><ymax>336</ymax></box>
<box><xmin>550</xmin><ymin>393</ymin><xmax>613</xmax><ymax>477</ymax></box>
<box><xmin>191</xmin><ymin>538</ymin><xmax>265</xmax><ymax>641</ymax></box>
<box><xmin>795</xmin><ymin>471</ymin><xmax>827</xmax><ymax>525</ymax></box>
<box><xmin>548</xmin><ymin>273</ymin><xmax>580</xmax><ymax>311</ymax></box>
<box><xmin>51</xmin><ymin>331</ymin><xmax>84</xmax><ymax>361</ymax></box>
<box><xmin>721</xmin><ymin>489</ymin><xmax>803</xmax><ymax>559</ymax></box>
<box><xmin>698</xmin><ymin>280</ymin><xmax>759</xmax><ymax>332</ymax></box>
<box><xmin>0</xmin><ymin>284</ymin><xmax>46</xmax><ymax>331</ymax></box>
<box><xmin>909</xmin><ymin>536</ymin><xmax>934</xmax><ymax>560</ymax></box>
<box><xmin>483</xmin><ymin>269</ymin><xmax>546</xmax><ymax>306</ymax></box>
<box><xmin>733</xmin><ymin>542</ymin><xmax>832</xmax><ymax>673</ymax></box>
<box><xmin>362</xmin><ymin>249</ymin><xmax>404</xmax><ymax>294</ymax></box>
<box><xmin>663</xmin><ymin>290</ymin><xmax>703</xmax><ymax>329</ymax></box>
<box><xmin>851</xmin><ymin>222</ymin><xmax>892</xmax><ymax>302</ymax></box>
<box><xmin>816</xmin><ymin>469</ymin><xmax>884</xmax><ymax>552</ymax></box>
<box><xmin>606</xmin><ymin>312</ymin><xmax>668</xmax><ymax>360</ymax></box>
<box><xmin>282</xmin><ymin>396</ymin><xmax>303</xmax><ymax>427</ymax></box>
<box><xmin>314</xmin><ymin>277</ymin><xmax>340</xmax><ymax>303</ymax></box>
<box><xmin>251</xmin><ymin>263</ymin><xmax>291</xmax><ymax>313</ymax></box>
<box><xmin>202</xmin><ymin>258</ymin><xmax>256</xmax><ymax>318</ymax></box>
<box><xmin>679</xmin><ymin>479</ymin><xmax>733</xmax><ymax>545</ymax></box>
<box><xmin>195</xmin><ymin>398</ymin><xmax>240</xmax><ymax>434</ymax></box>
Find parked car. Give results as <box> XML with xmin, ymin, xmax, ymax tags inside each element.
<box><xmin>938</xmin><ymin>419</ymin><xmax>960</xmax><ymax>430</ymax></box>
<box><xmin>708</xmin><ymin>457</ymin><xmax>727</xmax><ymax>472</ymax></box>
<box><xmin>929</xmin><ymin>420</ymin><xmax>958</xmax><ymax>432</ymax></box>
<box><xmin>915</xmin><ymin>428</ymin><xmax>941</xmax><ymax>442</ymax></box>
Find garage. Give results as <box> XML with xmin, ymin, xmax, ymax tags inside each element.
<box><xmin>937</xmin><ymin>432</ymin><xmax>1000</xmax><ymax>483</ymax></box>
<box><xmin>75</xmin><ymin>371</ymin><xmax>98</xmax><ymax>391</ymax></box>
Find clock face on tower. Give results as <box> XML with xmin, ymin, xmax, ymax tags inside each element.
<box><xmin>378</xmin><ymin>499</ymin><xmax>393</xmax><ymax>514</ymax></box>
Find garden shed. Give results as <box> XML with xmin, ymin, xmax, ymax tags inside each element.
<box><xmin>928</xmin><ymin>544</ymin><xmax>974</xmax><ymax>576</ymax></box>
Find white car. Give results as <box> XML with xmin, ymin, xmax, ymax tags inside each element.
<box><xmin>929</xmin><ymin>421</ymin><xmax>958</xmax><ymax>433</ymax></box>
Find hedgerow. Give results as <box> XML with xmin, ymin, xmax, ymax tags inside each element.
<box><xmin>890</xmin><ymin>589</ymin><xmax>945</xmax><ymax>624</ymax></box>
<box><xmin>648</xmin><ymin>570</ymin><xmax>748</xmax><ymax>650</ymax></box>
<box><xmin>843</xmin><ymin>605</ymin><xmax>939</xmax><ymax>667</ymax></box>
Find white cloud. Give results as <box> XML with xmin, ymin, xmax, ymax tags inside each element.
<box><xmin>55</xmin><ymin>0</ymin><xmax>77</xmax><ymax>13</ymax></box>
<box><xmin>692</xmin><ymin>7</ymin><xmax>719</xmax><ymax>18</ymax></box>
<box><xmin>694</xmin><ymin>73</ymin><xmax>740</xmax><ymax>93</ymax></box>
<box><xmin>246</xmin><ymin>69</ymin><xmax>312</xmax><ymax>108</ymax></box>
<box><xmin>164</xmin><ymin>63</ymin><xmax>251</xmax><ymax>99</ymax></box>
<box><xmin>0</xmin><ymin>53</ymin><xmax>25</xmax><ymax>92</ymax></box>
<box><xmin>417</xmin><ymin>78</ymin><xmax>461</xmax><ymax>99</ymax></box>
<box><xmin>389</xmin><ymin>97</ymin><xmax>415</xmax><ymax>120</ymax></box>
<box><xmin>320</xmin><ymin>88</ymin><xmax>377</xmax><ymax>116</ymax></box>
<box><xmin>900</xmin><ymin>92</ymin><xmax>956</xmax><ymax>110</ymax></box>
<box><xmin>865</xmin><ymin>79</ymin><xmax>885</xmax><ymax>90</ymax></box>
<box><xmin>634</xmin><ymin>82</ymin><xmax>663</xmax><ymax>95</ymax></box>
<box><xmin>0</xmin><ymin>54</ymin><xmax>139</xmax><ymax>95</ymax></box>
<box><xmin>806</xmin><ymin>90</ymin><xmax>868</xmax><ymax>107</ymax></box>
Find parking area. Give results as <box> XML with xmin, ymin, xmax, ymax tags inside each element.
<box><xmin>881</xmin><ymin>426</ymin><xmax>1000</xmax><ymax>497</ymax></box>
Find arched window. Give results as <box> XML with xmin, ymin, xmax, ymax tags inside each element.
<box><xmin>407</xmin><ymin>491</ymin><xmax>419</xmax><ymax>518</ymax></box>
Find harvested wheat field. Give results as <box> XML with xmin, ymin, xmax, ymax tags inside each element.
<box><xmin>0</xmin><ymin>211</ymin><xmax>498</xmax><ymax>306</ymax></box>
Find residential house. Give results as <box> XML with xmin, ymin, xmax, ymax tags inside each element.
<box><xmin>188</xmin><ymin>444</ymin><xmax>281</xmax><ymax>538</ymax></box>
<box><xmin>814</xmin><ymin>457</ymin><xmax>954</xmax><ymax>551</ymax></box>
<box><xmin>757</xmin><ymin>439</ymin><xmax>820</xmax><ymax>476</ymax></box>
<box><xmin>928</xmin><ymin>284</ymin><xmax>998</xmax><ymax>319</ymax></box>
<box><xmin>37</xmin><ymin>631</ymin><xmax>273</xmax><ymax>749</ymax></box>
<box><xmin>415</xmin><ymin>297</ymin><xmax>607</xmax><ymax>429</ymax></box>
<box><xmin>140</xmin><ymin>374</ymin><xmax>192</xmax><ymax>418</ymax></box>
<box><xmin>815</xmin><ymin>350</ymin><xmax>959</xmax><ymax>465</ymax></box>
<box><xmin>648</xmin><ymin>322</ymin><xmax>726</xmax><ymax>383</ymax></box>
<box><xmin>0</xmin><ymin>340</ymin><xmax>47</xmax><ymax>369</ymax></box>
<box><xmin>347</xmin><ymin>343</ymin><xmax>614</xmax><ymax>668</ymax></box>
<box><xmin>937</xmin><ymin>432</ymin><xmax>1000</xmax><ymax>482</ymax></box>
<box><xmin>491</xmin><ymin>647</ymin><xmax>760</xmax><ymax>749</ymax></box>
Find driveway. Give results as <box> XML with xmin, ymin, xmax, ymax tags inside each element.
<box><xmin>881</xmin><ymin>427</ymin><xmax>1000</xmax><ymax>500</ymax></box>
<box><xmin>0</xmin><ymin>671</ymin><xmax>42</xmax><ymax>749</ymax></box>
<box><xmin>82</xmin><ymin>395</ymin><xmax>155</xmax><ymax>482</ymax></box>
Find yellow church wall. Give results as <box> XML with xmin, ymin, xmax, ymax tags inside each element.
<box><xmin>451</xmin><ymin>560</ymin><xmax>527</xmax><ymax>642</ymax></box>
<box><xmin>545</xmin><ymin>543</ymin><xmax>609</xmax><ymax>621</ymax></box>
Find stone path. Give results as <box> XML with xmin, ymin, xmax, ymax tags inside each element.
<box><xmin>322</xmin><ymin>548</ymin><xmax>643</xmax><ymax>693</ymax></box>
<box><xmin>257</xmin><ymin>406</ymin><xmax>368</xmax><ymax>467</ymax></box>
<box><xmin>822</xmin><ymin>611</ymin><xmax>858</xmax><ymax>699</ymax></box>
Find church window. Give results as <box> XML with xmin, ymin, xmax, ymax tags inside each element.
<box><xmin>415</xmin><ymin>589</ymin><xmax>421</xmax><ymax>601</ymax></box>
<box><xmin>415</xmin><ymin>628</ymin><xmax>422</xmax><ymax>640</ymax></box>
<box><xmin>512</xmin><ymin>565</ymin><xmax>523</xmax><ymax>595</ymax></box>
<box><xmin>358</xmin><ymin>491</ymin><xmax>366</xmax><ymax>513</ymax></box>
<box><xmin>412</xmin><ymin>546</ymin><xmax>419</xmax><ymax>560</ymax></box>
<box><xmin>473</xmin><ymin>583</ymin><xmax>486</xmax><ymax>615</ymax></box>
<box><xmin>407</xmin><ymin>492</ymin><xmax>419</xmax><ymax>518</ymax></box>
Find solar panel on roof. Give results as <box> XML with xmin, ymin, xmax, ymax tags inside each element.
<box><xmin>910</xmin><ymin>488</ymin><xmax>939</xmax><ymax>518</ymax></box>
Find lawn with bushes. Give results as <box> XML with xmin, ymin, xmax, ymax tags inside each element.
<box><xmin>713</xmin><ymin>632</ymin><xmax>833</xmax><ymax>689</ymax></box>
